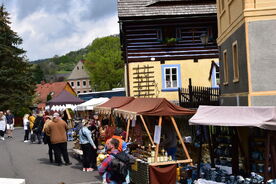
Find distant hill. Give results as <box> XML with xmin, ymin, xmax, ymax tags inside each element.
<box><xmin>31</xmin><ymin>46</ymin><xmax>89</xmax><ymax>74</ymax></box>
<box><xmin>31</xmin><ymin>46</ymin><xmax>90</xmax><ymax>83</ymax></box>
<box><xmin>30</xmin><ymin>34</ymin><xmax>120</xmax><ymax>84</ymax></box>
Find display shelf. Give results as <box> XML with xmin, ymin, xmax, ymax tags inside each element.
<box><xmin>212</xmin><ymin>127</ymin><xmax>234</xmax><ymax>168</ymax></box>
<box><xmin>149</xmin><ymin>159</ymin><xmax>192</xmax><ymax>166</ymax></box>
<box><xmin>249</xmin><ymin>129</ymin><xmax>266</xmax><ymax>176</ymax></box>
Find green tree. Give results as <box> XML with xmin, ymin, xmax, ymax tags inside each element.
<box><xmin>0</xmin><ymin>5</ymin><xmax>35</xmax><ymax>116</ymax></box>
<box><xmin>31</xmin><ymin>64</ymin><xmax>45</xmax><ymax>84</ymax></box>
<box><xmin>84</xmin><ymin>35</ymin><xmax>124</xmax><ymax>91</ymax></box>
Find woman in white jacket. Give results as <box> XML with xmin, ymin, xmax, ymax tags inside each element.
<box><xmin>0</xmin><ymin>111</ymin><xmax>7</xmax><ymax>140</ymax></box>
<box><xmin>23</xmin><ymin>114</ymin><xmax>30</xmax><ymax>142</ymax></box>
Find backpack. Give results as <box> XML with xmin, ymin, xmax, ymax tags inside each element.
<box><xmin>109</xmin><ymin>152</ymin><xmax>130</xmax><ymax>182</ymax></box>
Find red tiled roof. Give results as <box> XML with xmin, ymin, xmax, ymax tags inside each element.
<box><xmin>37</xmin><ymin>103</ymin><xmax>46</xmax><ymax>109</ymax></box>
<box><xmin>35</xmin><ymin>82</ymin><xmax>69</xmax><ymax>104</ymax></box>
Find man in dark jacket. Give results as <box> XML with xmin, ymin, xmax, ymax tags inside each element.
<box><xmin>33</xmin><ymin>113</ymin><xmax>45</xmax><ymax>144</ymax></box>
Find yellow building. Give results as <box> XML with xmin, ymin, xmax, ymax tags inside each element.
<box><xmin>128</xmin><ymin>58</ymin><xmax>219</xmax><ymax>101</ymax></box>
<box><xmin>118</xmin><ymin>0</ymin><xmax>219</xmax><ymax>102</ymax></box>
<box><xmin>217</xmin><ymin>0</ymin><xmax>276</xmax><ymax>106</ymax></box>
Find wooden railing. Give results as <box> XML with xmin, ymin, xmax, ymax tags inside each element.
<box><xmin>178</xmin><ymin>79</ymin><xmax>220</xmax><ymax>108</ymax></box>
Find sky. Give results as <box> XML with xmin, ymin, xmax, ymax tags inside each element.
<box><xmin>0</xmin><ymin>0</ymin><xmax>119</xmax><ymax>61</ymax></box>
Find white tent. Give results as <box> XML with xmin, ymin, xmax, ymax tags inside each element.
<box><xmin>76</xmin><ymin>97</ymin><xmax>109</xmax><ymax>111</ymax></box>
<box><xmin>189</xmin><ymin>105</ymin><xmax>276</xmax><ymax>130</ymax></box>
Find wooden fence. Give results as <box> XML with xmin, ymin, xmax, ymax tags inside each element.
<box><xmin>178</xmin><ymin>79</ymin><xmax>220</xmax><ymax>108</ymax></box>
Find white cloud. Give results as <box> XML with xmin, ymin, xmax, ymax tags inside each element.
<box><xmin>0</xmin><ymin>0</ymin><xmax>119</xmax><ymax>61</ymax></box>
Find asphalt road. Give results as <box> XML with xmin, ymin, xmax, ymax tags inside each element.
<box><xmin>0</xmin><ymin>128</ymin><xmax>101</xmax><ymax>184</ymax></box>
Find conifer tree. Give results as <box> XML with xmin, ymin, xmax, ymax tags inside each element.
<box><xmin>0</xmin><ymin>5</ymin><xmax>35</xmax><ymax>116</ymax></box>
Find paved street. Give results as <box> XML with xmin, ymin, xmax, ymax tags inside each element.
<box><xmin>0</xmin><ymin>128</ymin><xmax>101</xmax><ymax>184</ymax></box>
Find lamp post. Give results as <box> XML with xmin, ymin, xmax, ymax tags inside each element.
<box><xmin>200</xmin><ymin>33</ymin><xmax>209</xmax><ymax>46</ymax></box>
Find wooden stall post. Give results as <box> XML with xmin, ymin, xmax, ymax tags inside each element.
<box><xmin>265</xmin><ymin>130</ymin><xmax>270</xmax><ymax>182</ymax></box>
<box><xmin>125</xmin><ymin>119</ymin><xmax>131</xmax><ymax>142</ymax></box>
<box><xmin>140</xmin><ymin>115</ymin><xmax>155</xmax><ymax>146</ymax></box>
<box><xmin>170</xmin><ymin>116</ymin><xmax>191</xmax><ymax>161</ymax></box>
<box><xmin>154</xmin><ymin>116</ymin><xmax>162</xmax><ymax>162</ymax></box>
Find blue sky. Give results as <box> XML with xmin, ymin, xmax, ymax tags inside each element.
<box><xmin>0</xmin><ymin>0</ymin><xmax>119</xmax><ymax>61</ymax></box>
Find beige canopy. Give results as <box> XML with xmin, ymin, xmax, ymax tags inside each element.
<box><xmin>189</xmin><ymin>105</ymin><xmax>276</xmax><ymax>130</ymax></box>
<box><xmin>94</xmin><ymin>96</ymin><xmax>135</xmax><ymax>115</ymax></box>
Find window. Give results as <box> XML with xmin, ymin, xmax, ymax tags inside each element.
<box><xmin>83</xmin><ymin>80</ymin><xmax>87</xmax><ymax>86</ymax></box>
<box><xmin>70</xmin><ymin>81</ymin><xmax>74</xmax><ymax>87</ymax></box>
<box><xmin>83</xmin><ymin>91</ymin><xmax>86</xmax><ymax>93</ymax></box>
<box><xmin>77</xmin><ymin>81</ymin><xmax>80</xmax><ymax>87</ymax></box>
<box><xmin>223</xmin><ymin>50</ymin><xmax>229</xmax><ymax>84</ymax></box>
<box><xmin>216</xmin><ymin>66</ymin><xmax>220</xmax><ymax>86</ymax></box>
<box><xmin>211</xmin><ymin>62</ymin><xmax>220</xmax><ymax>88</ymax></box>
<box><xmin>77</xmin><ymin>91</ymin><xmax>80</xmax><ymax>94</ymax></box>
<box><xmin>161</xmin><ymin>64</ymin><xmax>181</xmax><ymax>91</ymax></box>
<box><xmin>232</xmin><ymin>41</ymin><xmax>239</xmax><ymax>82</ymax></box>
<box><xmin>77</xmin><ymin>66</ymin><xmax>79</xmax><ymax>70</ymax></box>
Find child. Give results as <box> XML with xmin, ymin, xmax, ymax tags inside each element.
<box><xmin>97</xmin><ymin>145</ymin><xmax>108</xmax><ymax>184</ymax></box>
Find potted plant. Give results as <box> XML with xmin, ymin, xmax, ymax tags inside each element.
<box><xmin>163</xmin><ymin>37</ymin><xmax>177</xmax><ymax>46</ymax></box>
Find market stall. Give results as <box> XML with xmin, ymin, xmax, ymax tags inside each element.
<box><xmin>94</xmin><ymin>96</ymin><xmax>135</xmax><ymax>126</ymax></box>
<box><xmin>76</xmin><ymin>97</ymin><xmax>109</xmax><ymax>111</ymax></box>
<box><xmin>94</xmin><ymin>96</ymin><xmax>135</xmax><ymax>114</ymax></box>
<box><xmin>72</xmin><ymin>97</ymin><xmax>135</xmax><ymax>156</ymax></box>
<box><xmin>113</xmin><ymin>97</ymin><xmax>195</xmax><ymax>184</ymax></box>
<box><xmin>47</xmin><ymin>90</ymin><xmax>84</xmax><ymax>107</ymax></box>
<box><xmin>189</xmin><ymin>105</ymin><xmax>276</xmax><ymax>182</ymax></box>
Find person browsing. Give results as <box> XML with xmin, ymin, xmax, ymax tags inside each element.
<box><xmin>79</xmin><ymin>120</ymin><xmax>97</xmax><ymax>172</ymax></box>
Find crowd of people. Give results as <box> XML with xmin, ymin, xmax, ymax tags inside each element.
<box><xmin>1</xmin><ymin>109</ymin><xmax>133</xmax><ymax>184</ymax></box>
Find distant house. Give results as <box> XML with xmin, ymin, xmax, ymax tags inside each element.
<box><xmin>118</xmin><ymin>0</ymin><xmax>219</xmax><ymax>101</ymax></box>
<box><xmin>67</xmin><ymin>60</ymin><xmax>92</xmax><ymax>94</ymax></box>
<box><xmin>35</xmin><ymin>81</ymin><xmax>76</xmax><ymax>109</ymax></box>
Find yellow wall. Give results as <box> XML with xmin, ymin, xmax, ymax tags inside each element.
<box><xmin>128</xmin><ymin>58</ymin><xmax>218</xmax><ymax>101</ymax></box>
<box><xmin>217</xmin><ymin>0</ymin><xmax>276</xmax><ymax>45</ymax></box>
<box><xmin>65</xmin><ymin>83</ymin><xmax>77</xmax><ymax>96</ymax></box>
<box><xmin>217</xmin><ymin>0</ymin><xmax>244</xmax><ymax>45</ymax></box>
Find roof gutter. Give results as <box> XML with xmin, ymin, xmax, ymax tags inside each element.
<box><xmin>118</xmin><ymin>14</ymin><xmax>217</xmax><ymax>22</ymax></box>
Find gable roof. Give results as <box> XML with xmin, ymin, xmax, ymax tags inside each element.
<box><xmin>35</xmin><ymin>81</ymin><xmax>74</xmax><ymax>104</ymax></box>
<box><xmin>117</xmin><ymin>0</ymin><xmax>216</xmax><ymax>18</ymax></box>
<box><xmin>67</xmin><ymin>60</ymin><xmax>90</xmax><ymax>80</ymax></box>
<box><xmin>47</xmin><ymin>90</ymin><xmax>84</xmax><ymax>106</ymax></box>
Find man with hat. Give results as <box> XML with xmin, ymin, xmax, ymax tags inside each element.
<box><xmin>45</xmin><ymin>112</ymin><xmax>72</xmax><ymax>166</ymax></box>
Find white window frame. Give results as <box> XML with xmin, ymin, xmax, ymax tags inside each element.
<box><xmin>161</xmin><ymin>64</ymin><xmax>181</xmax><ymax>91</ymax></box>
<box><xmin>211</xmin><ymin>62</ymin><xmax>220</xmax><ymax>88</ymax></box>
